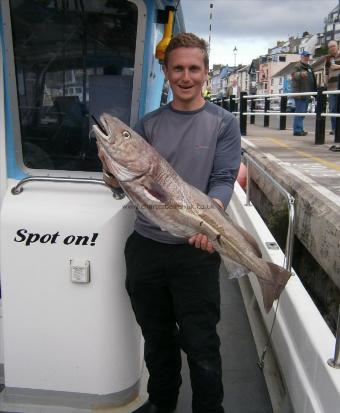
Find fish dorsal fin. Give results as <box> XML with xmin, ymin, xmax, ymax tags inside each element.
<box><xmin>233</xmin><ymin>224</ymin><xmax>262</xmax><ymax>258</ymax></box>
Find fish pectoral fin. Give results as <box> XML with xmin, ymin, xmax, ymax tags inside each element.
<box><xmin>220</xmin><ymin>253</ymin><xmax>249</xmax><ymax>279</ymax></box>
<box><xmin>142</xmin><ymin>178</ymin><xmax>169</xmax><ymax>203</ymax></box>
<box><xmin>257</xmin><ymin>261</ymin><xmax>292</xmax><ymax>313</ymax></box>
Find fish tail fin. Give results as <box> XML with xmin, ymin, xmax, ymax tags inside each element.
<box><xmin>220</xmin><ymin>253</ymin><xmax>249</xmax><ymax>279</ymax></box>
<box><xmin>258</xmin><ymin>262</ymin><xmax>291</xmax><ymax>313</ymax></box>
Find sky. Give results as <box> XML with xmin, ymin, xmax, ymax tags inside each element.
<box><xmin>180</xmin><ymin>0</ymin><xmax>338</xmax><ymax>68</ymax></box>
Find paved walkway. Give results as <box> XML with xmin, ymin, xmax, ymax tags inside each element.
<box><xmin>243</xmin><ymin>121</ymin><xmax>340</xmax><ymax>201</ymax></box>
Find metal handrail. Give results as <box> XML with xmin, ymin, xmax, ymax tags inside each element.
<box><xmin>11</xmin><ymin>176</ymin><xmax>126</xmax><ymax>199</ymax></box>
<box><xmin>214</xmin><ymin>84</ymin><xmax>339</xmax><ymax>142</ymax></box>
<box><xmin>241</xmin><ymin>112</ymin><xmax>316</xmax><ymax>117</ymax></box>
<box><xmin>241</xmin><ymin>112</ymin><xmax>340</xmax><ymax>118</ymax></box>
<box><xmin>328</xmin><ymin>305</ymin><xmax>340</xmax><ymax>369</ymax></box>
<box><xmin>245</xmin><ymin>91</ymin><xmax>318</xmax><ymax>99</ymax></box>
<box><xmin>232</xmin><ymin>96</ymin><xmax>278</xmax><ymax>102</ymax></box>
<box><xmin>322</xmin><ymin>90</ymin><xmax>340</xmax><ymax>95</ymax></box>
<box><xmin>242</xmin><ymin>150</ymin><xmax>295</xmax><ymax>272</ymax></box>
<box><xmin>322</xmin><ymin>113</ymin><xmax>340</xmax><ymax>118</ymax></box>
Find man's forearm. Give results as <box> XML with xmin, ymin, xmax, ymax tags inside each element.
<box><xmin>208</xmin><ymin>181</ymin><xmax>234</xmax><ymax>209</ymax></box>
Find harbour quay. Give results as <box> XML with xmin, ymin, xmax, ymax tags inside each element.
<box><xmin>240</xmin><ymin>121</ymin><xmax>340</xmax><ymax>332</ymax></box>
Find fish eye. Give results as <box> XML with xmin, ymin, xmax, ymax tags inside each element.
<box><xmin>122</xmin><ymin>130</ymin><xmax>131</xmax><ymax>139</ymax></box>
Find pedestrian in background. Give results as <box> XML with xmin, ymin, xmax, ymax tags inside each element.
<box><xmin>325</xmin><ymin>40</ymin><xmax>340</xmax><ymax>135</ymax></box>
<box><xmin>291</xmin><ymin>50</ymin><xmax>317</xmax><ymax>136</ymax></box>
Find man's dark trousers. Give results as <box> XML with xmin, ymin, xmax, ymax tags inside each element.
<box><xmin>125</xmin><ymin>231</ymin><xmax>224</xmax><ymax>413</ymax></box>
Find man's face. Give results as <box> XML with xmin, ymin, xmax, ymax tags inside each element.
<box><xmin>328</xmin><ymin>42</ymin><xmax>338</xmax><ymax>56</ymax></box>
<box><xmin>163</xmin><ymin>47</ymin><xmax>208</xmax><ymax>106</ymax></box>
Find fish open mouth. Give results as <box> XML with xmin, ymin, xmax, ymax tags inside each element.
<box><xmin>92</xmin><ymin>115</ymin><xmax>111</xmax><ymax>141</ymax></box>
<box><xmin>92</xmin><ymin>114</ymin><xmax>148</xmax><ymax>183</ymax></box>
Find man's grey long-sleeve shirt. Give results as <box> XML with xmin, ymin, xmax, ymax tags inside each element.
<box><xmin>133</xmin><ymin>101</ymin><xmax>241</xmax><ymax>244</ymax></box>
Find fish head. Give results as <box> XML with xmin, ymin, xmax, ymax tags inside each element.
<box><xmin>93</xmin><ymin>114</ymin><xmax>151</xmax><ymax>182</ymax></box>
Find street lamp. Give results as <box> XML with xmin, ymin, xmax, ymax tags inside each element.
<box><xmin>233</xmin><ymin>46</ymin><xmax>238</xmax><ymax>68</ymax></box>
<box><xmin>208</xmin><ymin>3</ymin><xmax>213</xmax><ymax>60</ymax></box>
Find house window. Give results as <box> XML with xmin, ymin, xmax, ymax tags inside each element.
<box><xmin>271</xmin><ymin>79</ymin><xmax>274</xmax><ymax>85</ymax></box>
<box><xmin>279</xmin><ymin>77</ymin><xmax>283</xmax><ymax>85</ymax></box>
<box><xmin>279</xmin><ymin>56</ymin><xmax>286</xmax><ymax>62</ymax></box>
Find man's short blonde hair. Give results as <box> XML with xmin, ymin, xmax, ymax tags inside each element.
<box><xmin>164</xmin><ymin>32</ymin><xmax>209</xmax><ymax>69</ymax></box>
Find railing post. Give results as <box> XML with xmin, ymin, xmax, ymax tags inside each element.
<box><xmin>315</xmin><ymin>87</ymin><xmax>326</xmax><ymax>145</ymax></box>
<box><xmin>279</xmin><ymin>96</ymin><xmax>287</xmax><ymax>130</ymax></box>
<box><xmin>335</xmin><ymin>75</ymin><xmax>340</xmax><ymax>143</ymax></box>
<box><xmin>245</xmin><ymin>157</ymin><xmax>250</xmax><ymax>206</ymax></box>
<box><xmin>240</xmin><ymin>91</ymin><xmax>247</xmax><ymax>136</ymax></box>
<box><xmin>264</xmin><ymin>97</ymin><xmax>269</xmax><ymax>127</ymax></box>
<box><xmin>327</xmin><ymin>305</ymin><xmax>340</xmax><ymax>369</ymax></box>
<box><xmin>250</xmin><ymin>98</ymin><xmax>255</xmax><ymax>124</ymax></box>
<box><xmin>229</xmin><ymin>94</ymin><xmax>236</xmax><ymax>114</ymax></box>
<box><xmin>221</xmin><ymin>97</ymin><xmax>228</xmax><ymax>111</ymax></box>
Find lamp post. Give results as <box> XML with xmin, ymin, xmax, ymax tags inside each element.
<box><xmin>233</xmin><ymin>46</ymin><xmax>238</xmax><ymax>68</ymax></box>
<box><xmin>208</xmin><ymin>3</ymin><xmax>213</xmax><ymax>61</ymax></box>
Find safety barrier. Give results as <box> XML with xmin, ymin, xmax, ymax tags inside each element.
<box><xmin>242</xmin><ymin>149</ymin><xmax>295</xmax><ymax>272</ymax></box>
<box><xmin>212</xmin><ymin>76</ymin><xmax>340</xmax><ymax>145</ymax></box>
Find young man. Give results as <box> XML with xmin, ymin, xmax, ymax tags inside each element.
<box><xmin>325</xmin><ymin>40</ymin><xmax>340</xmax><ymax>134</ymax></box>
<box><xmin>122</xmin><ymin>33</ymin><xmax>240</xmax><ymax>413</ymax></box>
<box><xmin>291</xmin><ymin>50</ymin><xmax>317</xmax><ymax>136</ymax></box>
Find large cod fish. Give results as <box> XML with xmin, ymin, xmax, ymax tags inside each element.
<box><xmin>93</xmin><ymin>114</ymin><xmax>291</xmax><ymax>312</ymax></box>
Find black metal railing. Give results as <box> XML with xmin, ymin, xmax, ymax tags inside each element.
<box><xmin>211</xmin><ymin>75</ymin><xmax>340</xmax><ymax>145</ymax></box>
